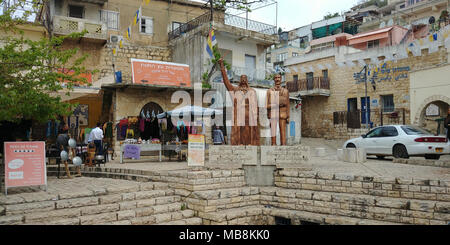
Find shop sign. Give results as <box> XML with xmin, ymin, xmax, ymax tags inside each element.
<box><xmin>3</xmin><ymin>142</ymin><xmax>47</xmax><ymax>195</ymax></box>
<box><xmin>188</xmin><ymin>134</ymin><xmax>205</xmax><ymax>167</ymax></box>
<box><xmin>354</xmin><ymin>62</ymin><xmax>410</xmax><ymax>84</ymax></box>
<box><xmin>131</xmin><ymin>59</ymin><xmax>191</xmax><ymax>87</ymax></box>
<box><xmin>123</xmin><ymin>144</ymin><xmax>141</xmax><ymax>160</ymax></box>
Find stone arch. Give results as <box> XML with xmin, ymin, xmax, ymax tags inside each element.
<box><xmin>413</xmin><ymin>95</ymin><xmax>450</xmax><ymax>126</ymax></box>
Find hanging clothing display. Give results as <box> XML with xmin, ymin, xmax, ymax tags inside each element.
<box><xmin>105</xmin><ymin>122</ymin><xmax>113</xmax><ymax>139</ymax></box>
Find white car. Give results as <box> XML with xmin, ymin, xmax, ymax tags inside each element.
<box><xmin>343</xmin><ymin>125</ymin><xmax>450</xmax><ymax>160</ymax></box>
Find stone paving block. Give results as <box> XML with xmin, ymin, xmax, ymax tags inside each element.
<box><xmin>25</xmin><ymin>208</ymin><xmax>81</xmax><ymax>222</ymax></box>
<box><xmin>21</xmin><ymin>193</ymin><xmax>59</xmax><ymax>203</ymax></box>
<box><xmin>152</xmin><ymin>204</ymin><xmax>169</xmax><ymax>214</ymax></box>
<box><xmin>433</xmin><ymin>212</ymin><xmax>450</xmax><ymax>221</ymax></box>
<box><xmin>45</xmin><ymin>218</ymin><xmax>80</xmax><ymax>225</ymax></box>
<box><xmin>99</xmin><ymin>194</ymin><xmax>122</xmax><ymax>204</ymax></box>
<box><xmin>119</xmin><ymin>201</ymin><xmax>137</xmax><ymax>210</ymax></box>
<box><xmin>0</xmin><ymin>196</ymin><xmax>25</xmax><ymax>205</ymax></box>
<box><xmin>0</xmin><ymin>214</ymin><xmax>24</xmax><ymax>225</ymax></box>
<box><xmin>7</xmin><ymin>201</ymin><xmax>55</xmax><ymax>214</ymax></box>
<box><xmin>80</xmin><ymin>212</ymin><xmax>117</xmax><ymax>225</ymax></box>
<box><xmin>56</xmin><ymin>197</ymin><xmax>98</xmax><ymax>209</ymax></box>
<box><xmin>117</xmin><ymin>210</ymin><xmax>136</xmax><ymax>221</ymax></box>
<box><xmin>81</xmin><ymin>203</ymin><xmax>119</xmax><ymax>215</ymax></box>
<box><xmin>59</xmin><ymin>190</ymin><xmax>94</xmax><ymax>200</ymax></box>
<box><xmin>185</xmin><ymin>217</ymin><xmax>202</xmax><ymax>225</ymax></box>
<box><xmin>135</xmin><ymin>207</ymin><xmax>154</xmax><ymax>217</ymax></box>
<box><xmin>154</xmin><ymin>213</ymin><xmax>172</xmax><ymax>223</ymax></box>
<box><xmin>106</xmin><ymin>185</ymin><xmax>140</xmax><ymax>194</ymax></box>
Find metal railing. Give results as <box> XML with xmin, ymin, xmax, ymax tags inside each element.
<box><xmin>169</xmin><ymin>12</ymin><xmax>212</xmax><ymax>41</ymax></box>
<box><xmin>286</xmin><ymin>77</ymin><xmax>330</xmax><ymax>93</ymax></box>
<box><xmin>168</xmin><ymin>12</ymin><xmax>277</xmax><ymax>40</ymax></box>
<box><xmin>53</xmin><ymin>15</ymin><xmax>107</xmax><ymax>40</ymax></box>
<box><xmin>223</xmin><ymin>13</ymin><xmax>277</xmax><ymax>35</ymax></box>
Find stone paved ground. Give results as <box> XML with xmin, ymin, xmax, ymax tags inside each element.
<box><xmin>1</xmin><ymin>177</ymin><xmax>142</xmax><ymax>196</ymax></box>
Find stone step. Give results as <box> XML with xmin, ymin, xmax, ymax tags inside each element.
<box><xmin>157</xmin><ymin>217</ymin><xmax>202</xmax><ymax>225</ymax></box>
<box><xmin>263</xmin><ymin>207</ymin><xmax>402</xmax><ymax>225</ymax></box>
<box><xmin>0</xmin><ymin>194</ymin><xmax>183</xmax><ymax>223</ymax></box>
<box><xmin>20</xmin><ymin>202</ymin><xmax>192</xmax><ymax>225</ymax></box>
<box><xmin>197</xmin><ymin>206</ymin><xmax>265</xmax><ymax>224</ymax></box>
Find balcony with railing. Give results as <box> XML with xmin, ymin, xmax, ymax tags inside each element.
<box><xmin>169</xmin><ymin>12</ymin><xmax>277</xmax><ymax>41</ymax></box>
<box><xmin>53</xmin><ymin>15</ymin><xmax>108</xmax><ymax>41</ymax></box>
<box><xmin>286</xmin><ymin>77</ymin><xmax>331</xmax><ymax>96</ymax></box>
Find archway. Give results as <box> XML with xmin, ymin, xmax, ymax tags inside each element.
<box><xmin>414</xmin><ymin>96</ymin><xmax>450</xmax><ymax>135</ymax></box>
<box><xmin>139</xmin><ymin>102</ymin><xmax>164</xmax><ymax>141</ymax></box>
<box><xmin>139</xmin><ymin>102</ymin><xmax>163</xmax><ymax>119</ymax></box>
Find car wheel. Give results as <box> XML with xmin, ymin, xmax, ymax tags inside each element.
<box><xmin>346</xmin><ymin>143</ymin><xmax>356</xmax><ymax>148</ymax></box>
<box><xmin>376</xmin><ymin>156</ymin><xmax>385</xmax><ymax>160</ymax></box>
<box><xmin>424</xmin><ymin>155</ymin><xmax>440</xmax><ymax>160</ymax></box>
<box><xmin>393</xmin><ymin>144</ymin><xmax>409</xmax><ymax>159</ymax></box>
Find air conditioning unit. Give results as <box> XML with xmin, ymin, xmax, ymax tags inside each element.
<box><xmin>110</xmin><ymin>35</ymin><xmax>123</xmax><ymax>44</ymax></box>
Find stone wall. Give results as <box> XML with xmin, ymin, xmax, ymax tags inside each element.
<box><xmin>272</xmin><ymin>170</ymin><xmax>450</xmax><ymax>225</ymax></box>
<box><xmin>100</xmin><ymin>43</ymin><xmax>172</xmax><ymax>83</ymax></box>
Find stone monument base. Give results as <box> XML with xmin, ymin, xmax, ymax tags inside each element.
<box><xmin>208</xmin><ymin>145</ymin><xmax>310</xmax><ymax>165</ymax></box>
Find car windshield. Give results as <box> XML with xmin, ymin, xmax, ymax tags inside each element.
<box><xmin>401</xmin><ymin>126</ymin><xmax>432</xmax><ymax>135</ymax></box>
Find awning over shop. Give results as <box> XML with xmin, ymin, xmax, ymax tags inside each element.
<box><xmin>348</xmin><ymin>27</ymin><xmax>392</xmax><ymax>45</ymax></box>
<box><xmin>53</xmin><ymin>75</ymin><xmax>114</xmax><ymax>102</ymax></box>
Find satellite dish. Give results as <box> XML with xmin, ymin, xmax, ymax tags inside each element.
<box><xmin>379</xmin><ymin>21</ymin><xmax>386</xmax><ymax>28</ymax></box>
<box><xmin>387</xmin><ymin>19</ymin><xmax>394</xmax><ymax>26</ymax></box>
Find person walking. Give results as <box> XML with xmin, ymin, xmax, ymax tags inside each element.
<box><xmin>212</xmin><ymin>126</ymin><xmax>225</xmax><ymax>145</ymax></box>
<box><xmin>89</xmin><ymin>122</ymin><xmax>104</xmax><ymax>156</ymax></box>
<box><xmin>445</xmin><ymin>108</ymin><xmax>450</xmax><ymax>141</ymax></box>
<box><xmin>56</xmin><ymin>124</ymin><xmax>72</xmax><ymax>178</ymax></box>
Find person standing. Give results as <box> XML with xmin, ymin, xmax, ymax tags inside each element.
<box><xmin>445</xmin><ymin>108</ymin><xmax>450</xmax><ymax>141</ymax></box>
<box><xmin>213</xmin><ymin>126</ymin><xmax>225</xmax><ymax>145</ymax></box>
<box><xmin>89</xmin><ymin>122</ymin><xmax>104</xmax><ymax>155</ymax></box>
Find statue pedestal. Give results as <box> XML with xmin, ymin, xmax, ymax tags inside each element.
<box><xmin>209</xmin><ymin>145</ymin><xmax>310</xmax><ymax>165</ymax></box>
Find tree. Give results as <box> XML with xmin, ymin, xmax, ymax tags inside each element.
<box><xmin>0</xmin><ymin>0</ymin><xmax>93</xmax><ymax>123</ymax></box>
<box><xmin>208</xmin><ymin>0</ymin><xmax>268</xmax><ymax>11</ymax></box>
<box><xmin>324</xmin><ymin>12</ymin><xmax>340</xmax><ymax>20</ymax></box>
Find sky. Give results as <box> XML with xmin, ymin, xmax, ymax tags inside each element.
<box><xmin>226</xmin><ymin>0</ymin><xmax>359</xmax><ymax>31</ymax></box>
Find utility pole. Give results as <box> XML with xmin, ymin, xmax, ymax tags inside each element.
<box><xmin>364</xmin><ymin>65</ymin><xmax>369</xmax><ymax>129</ymax></box>
<box><xmin>209</xmin><ymin>0</ymin><xmax>213</xmax><ymax>21</ymax></box>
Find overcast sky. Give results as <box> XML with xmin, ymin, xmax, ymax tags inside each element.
<box><xmin>227</xmin><ymin>0</ymin><xmax>359</xmax><ymax>31</ymax></box>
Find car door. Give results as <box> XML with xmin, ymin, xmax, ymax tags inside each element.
<box><xmin>361</xmin><ymin>127</ymin><xmax>384</xmax><ymax>154</ymax></box>
<box><xmin>378</xmin><ymin>126</ymin><xmax>400</xmax><ymax>155</ymax></box>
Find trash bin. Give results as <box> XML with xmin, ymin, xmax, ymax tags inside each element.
<box><xmin>115</xmin><ymin>71</ymin><xmax>122</xmax><ymax>83</ymax></box>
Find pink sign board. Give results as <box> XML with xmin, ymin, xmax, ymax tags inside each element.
<box><xmin>4</xmin><ymin>142</ymin><xmax>47</xmax><ymax>191</ymax></box>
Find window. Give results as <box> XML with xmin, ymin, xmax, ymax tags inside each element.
<box><xmin>381</xmin><ymin>95</ymin><xmax>394</xmax><ymax>113</ymax></box>
<box><xmin>277</xmin><ymin>52</ymin><xmax>288</xmax><ymax>62</ymax></box>
<box><xmin>266</xmin><ymin>57</ymin><xmax>271</xmax><ymax>63</ymax></box>
<box><xmin>322</xmin><ymin>70</ymin><xmax>328</xmax><ymax>79</ymax></box>
<box><xmin>172</xmin><ymin>22</ymin><xmax>183</xmax><ymax>31</ymax></box>
<box><xmin>293</xmin><ymin>75</ymin><xmax>298</xmax><ymax>82</ymax></box>
<box><xmin>401</xmin><ymin>126</ymin><xmax>432</xmax><ymax>135</ymax></box>
<box><xmin>382</xmin><ymin>126</ymin><xmax>398</xmax><ymax>137</ymax></box>
<box><xmin>366</xmin><ymin>127</ymin><xmax>383</xmax><ymax>138</ymax></box>
<box><xmin>100</xmin><ymin>10</ymin><xmax>119</xmax><ymax>30</ymax></box>
<box><xmin>140</xmin><ymin>16</ymin><xmax>153</xmax><ymax>34</ymax></box>
<box><xmin>292</xmin><ymin>52</ymin><xmax>299</xmax><ymax>57</ymax></box>
<box><xmin>69</xmin><ymin>5</ymin><xmax>84</xmax><ymax>19</ymax></box>
<box><xmin>368</xmin><ymin>40</ymin><xmax>380</xmax><ymax>49</ymax></box>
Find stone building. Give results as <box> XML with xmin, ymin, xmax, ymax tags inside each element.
<box><xmin>284</xmin><ymin>24</ymin><xmax>450</xmax><ymax>139</ymax></box>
